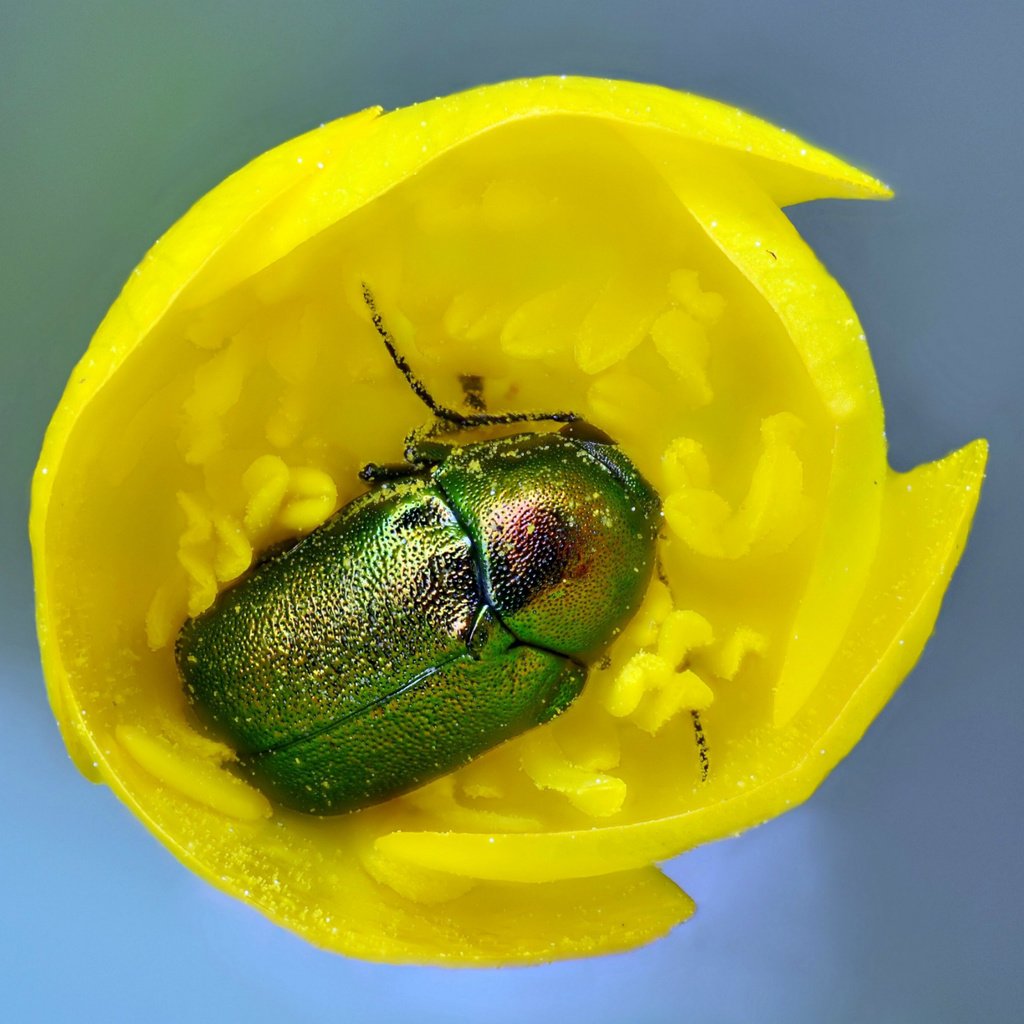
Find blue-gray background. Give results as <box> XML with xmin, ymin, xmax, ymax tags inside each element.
<box><xmin>3</xmin><ymin>2</ymin><xmax>1020</xmax><ymax>1021</ymax></box>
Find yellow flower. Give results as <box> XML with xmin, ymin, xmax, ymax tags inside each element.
<box><xmin>31</xmin><ymin>77</ymin><xmax>986</xmax><ymax>965</ymax></box>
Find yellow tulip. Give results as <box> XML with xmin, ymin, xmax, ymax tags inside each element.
<box><xmin>31</xmin><ymin>77</ymin><xmax>986</xmax><ymax>965</ymax></box>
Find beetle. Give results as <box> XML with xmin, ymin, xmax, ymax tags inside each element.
<box><xmin>176</xmin><ymin>286</ymin><xmax>661</xmax><ymax>814</ymax></box>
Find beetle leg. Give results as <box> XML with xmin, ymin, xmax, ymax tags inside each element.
<box><xmin>652</xmin><ymin>555</ymin><xmax>711</xmax><ymax>781</ymax></box>
<box><xmin>358</xmin><ymin>462</ymin><xmax>421</xmax><ymax>484</ymax></box>
<box><xmin>690</xmin><ymin>709</ymin><xmax>710</xmax><ymax>782</ymax></box>
<box><xmin>404</xmin><ymin>440</ymin><xmax>452</xmax><ymax>468</ymax></box>
<box><xmin>359</xmin><ymin>438</ymin><xmax>450</xmax><ymax>481</ymax></box>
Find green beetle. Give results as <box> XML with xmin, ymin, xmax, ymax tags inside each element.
<box><xmin>176</xmin><ymin>288</ymin><xmax>661</xmax><ymax>814</ymax></box>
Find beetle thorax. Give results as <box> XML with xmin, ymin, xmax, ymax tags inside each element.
<box><xmin>432</xmin><ymin>433</ymin><xmax>660</xmax><ymax>662</ymax></box>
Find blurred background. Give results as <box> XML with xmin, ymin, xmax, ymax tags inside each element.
<box><xmin>3</xmin><ymin>2</ymin><xmax>1020</xmax><ymax>1021</ymax></box>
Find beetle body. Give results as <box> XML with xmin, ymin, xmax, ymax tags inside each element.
<box><xmin>177</xmin><ymin>431</ymin><xmax>659</xmax><ymax>814</ymax></box>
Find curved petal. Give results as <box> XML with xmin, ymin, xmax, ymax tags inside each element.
<box><xmin>31</xmin><ymin>77</ymin><xmax>982</xmax><ymax>965</ymax></box>
<box><xmin>375</xmin><ymin>440</ymin><xmax>986</xmax><ymax>882</ymax></box>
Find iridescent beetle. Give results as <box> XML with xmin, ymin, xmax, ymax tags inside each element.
<box><xmin>176</xmin><ymin>287</ymin><xmax>660</xmax><ymax>814</ymax></box>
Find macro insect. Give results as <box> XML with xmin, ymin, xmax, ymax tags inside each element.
<box><xmin>176</xmin><ymin>286</ymin><xmax>661</xmax><ymax>815</ymax></box>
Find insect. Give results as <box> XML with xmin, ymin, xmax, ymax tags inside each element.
<box><xmin>176</xmin><ymin>286</ymin><xmax>661</xmax><ymax>814</ymax></box>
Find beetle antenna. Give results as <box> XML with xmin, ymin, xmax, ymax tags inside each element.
<box><xmin>361</xmin><ymin>283</ymin><xmax>460</xmax><ymax>421</ymax></box>
<box><xmin>361</xmin><ymin>282</ymin><xmax>578</xmax><ymax>427</ymax></box>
